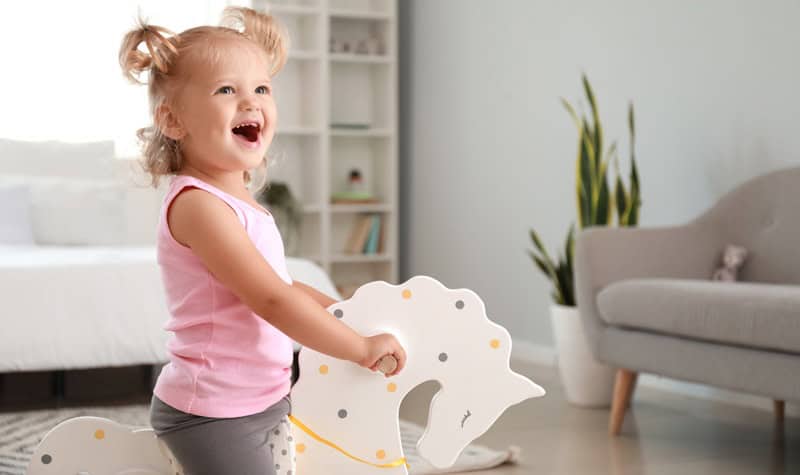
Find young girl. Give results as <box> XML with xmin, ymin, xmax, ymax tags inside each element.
<box><xmin>119</xmin><ymin>7</ymin><xmax>406</xmax><ymax>474</ymax></box>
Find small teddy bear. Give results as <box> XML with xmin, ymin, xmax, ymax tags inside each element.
<box><xmin>711</xmin><ymin>244</ymin><xmax>748</xmax><ymax>282</ymax></box>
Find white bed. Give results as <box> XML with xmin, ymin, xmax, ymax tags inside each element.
<box><xmin>0</xmin><ymin>245</ymin><xmax>339</xmax><ymax>373</ymax></box>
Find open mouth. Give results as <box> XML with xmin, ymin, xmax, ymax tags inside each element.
<box><xmin>232</xmin><ymin>121</ymin><xmax>262</xmax><ymax>143</ymax></box>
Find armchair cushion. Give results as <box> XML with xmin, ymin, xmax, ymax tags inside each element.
<box><xmin>597</xmin><ymin>278</ymin><xmax>800</xmax><ymax>354</ymax></box>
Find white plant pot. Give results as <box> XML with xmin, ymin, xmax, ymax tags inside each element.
<box><xmin>550</xmin><ymin>304</ymin><xmax>616</xmax><ymax>407</ymax></box>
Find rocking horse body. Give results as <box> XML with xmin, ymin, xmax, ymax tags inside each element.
<box><xmin>291</xmin><ymin>276</ymin><xmax>545</xmax><ymax>473</ymax></box>
<box><xmin>27</xmin><ymin>276</ymin><xmax>544</xmax><ymax>474</ymax></box>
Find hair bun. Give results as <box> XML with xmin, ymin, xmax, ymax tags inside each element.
<box><xmin>119</xmin><ymin>20</ymin><xmax>178</xmax><ymax>84</ymax></box>
<box><xmin>221</xmin><ymin>6</ymin><xmax>288</xmax><ymax>76</ymax></box>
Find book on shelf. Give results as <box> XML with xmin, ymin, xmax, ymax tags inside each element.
<box><xmin>363</xmin><ymin>214</ymin><xmax>381</xmax><ymax>254</ymax></box>
<box><xmin>344</xmin><ymin>213</ymin><xmax>384</xmax><ymax>255</ymax></box>
<box><xmin>377</xmin><ymin>214</ymin><xmax>385</xmax><ymax>253</ymax></box>
<box><xmin>345</xmin><ymin>215</ymin><xmax>373</xmax><ymax>254</ymax></box>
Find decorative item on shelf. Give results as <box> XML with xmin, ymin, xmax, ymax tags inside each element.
<box><xmin>330</xmin><ymin>31</ymin><xmax>385</xmax><ymax>56</ymax></box>
<box><xmin>348</xmin><ymin>168</ymin><xmax>367</xmax><ymax>194</ymax></box>
<box><xmin>365</xmin><ymin>34</ymin><xmax>385</xmax><ymax>55</ymax></box>
<box><xmin>340</xmin><ymin>40</ymin><xmax>352</xmax><ymax>53</ymax></box>
<box><xmin>331</xmin><ymin>168</ymin><xmax>378</xmax><ymax>204</ymax></box>
<box><xmin>344</xmin><ymin>213</ymin><xmax>383</xmax><ymax>254</ymax></box>
<box><xmin>354</xmin><ymin>35</ymin><xmax>384</xmax><ymax>56</ymax></box>
<box><xmin>330</xmin><ymin>122</ymin><xmax>371</xmax><ymax>130</ymax></box>
<box><xmin>355</xmin><ymin>39</ymin><xmax>370</xmax><ymax>55</ymax></box>
<box><xmin>256</xmin><ymin>181</ymin><xmax>302</xmax><ymax>256</ymax></box>
<box><xmin>527</xmin><ymin>74</ymin><xmax>641</xmax><ymax>407</ymax></box>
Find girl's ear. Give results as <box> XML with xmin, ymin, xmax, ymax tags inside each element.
<box><xmin>156</xmin><ymin>103</ymin><xmax>185</xmax><ymax>140</ymax></box>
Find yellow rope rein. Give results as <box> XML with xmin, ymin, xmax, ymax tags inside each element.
<box><xmin>289</xmin><ymin>414</ymin><xmax>409</xmax><ymax>470</ymax></box>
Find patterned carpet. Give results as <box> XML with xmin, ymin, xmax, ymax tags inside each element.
<box><xmin>0</xmin><ymin>404</ymin><xmax>517</xmax><ymax>474</ymax></box>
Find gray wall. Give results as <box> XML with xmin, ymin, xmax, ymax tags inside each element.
<box><xmin>399</xmin><ymin>0</ymin><xmax>800</xmax><ymax>347</ymax></box>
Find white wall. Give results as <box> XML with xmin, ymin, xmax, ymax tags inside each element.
<box><xmin>399</xmin><ymin>0</ymin><xmax>800</xmax><ymax>346</ymax></box>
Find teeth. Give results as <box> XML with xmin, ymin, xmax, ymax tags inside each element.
<box><xmin>233</xmin><ymin>122</ymin><xmax>259</xmax><ymax>130</ymax></box>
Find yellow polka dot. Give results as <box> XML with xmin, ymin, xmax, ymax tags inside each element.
<box><xmin>297</xmin><ymin>443</ymin><xmax>306</xmax><ymax>453</ymax></box>
<box><xmin>490</xmin><ymin>339</ymin><xmax>501</xmax><ymax>349</ymax></box>
<box><xmin>376</xmin><ymin>449</ymin><xmax>386</xmax><ymax>459</ymax></box>
<box><xmin>319</xmin><ymin>365</ymin><xmax>329</xmax><ymax>375</ymax></box>
<box><xmin>387</xmin><ymin>383</ymin><xmax>397</xmax><ymax>392</ymax></box>
<box><xmin>402</xmin><ymin>289</ymin><xmax>412</xmax><ymax>299</ymax></box>
<box><xmin>94</xmin><ymin>430</ymin><xmax>105</xmax><ymax>440</ymax></box>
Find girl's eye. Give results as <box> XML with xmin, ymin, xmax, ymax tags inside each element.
<box><xmin>255</xmin><ymin>85</ymin><xmax>271</xmax><ymax>95</ymax></box>
<box><xmin>216</xmin><ymin>86</ymin><xmax>235</xmax><ymax>95</ymax></box>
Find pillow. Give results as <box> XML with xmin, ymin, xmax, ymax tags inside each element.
<box><xmin>0</xmin><ymin>183</ymin><xmax>35</xmax><ymax>245</ymax></box>
<box><xmin>0</xmin><ymin>138</ymin><xmax>116</xmax><ymax>179</ymax></box>
<box><xmin>24</xmin><ymin>176</ymin><xmax>127</xmax><ymax>246</ymax></box>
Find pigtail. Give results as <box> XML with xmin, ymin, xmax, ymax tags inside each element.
<box><xmin>119</xmin><ymin>19</ymin><xmax>178</xmax><ymax>84</ymax></box>
<box><xmin>221</xmin><ymin>6</ymin><xmax>288</xmax><ymax>76</ymax></box>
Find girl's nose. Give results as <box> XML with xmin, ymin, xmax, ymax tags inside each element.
<box><xmin>239</xmin><ymin>97</ymin><xmax>260</xmax><ymax>111</ymax></box>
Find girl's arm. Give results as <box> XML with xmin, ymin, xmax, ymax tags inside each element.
<box><xmin>168</xmin><ymin>188</ymin><xmax>405</xmax><ymax>374</ymax></box>
<box><xmin>292</xmin><ymin>281</ymin><xmax>338</xmax><ymax>309</ymax></box>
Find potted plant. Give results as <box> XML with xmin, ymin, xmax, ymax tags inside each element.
<box><xmin>528</xmin><ymin>74</ymin><xmax>641</xmax><ymax>406</ymax></box>
<box><xmin>257</xmin><ymin>181</ymin><xmax>303</xmax><ymax>255</ymax></box>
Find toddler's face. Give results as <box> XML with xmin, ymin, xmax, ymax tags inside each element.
<box><xmin>172</xmin><ymin>41</ymin><xmax>277</xmax><ymax>174</ymax></box>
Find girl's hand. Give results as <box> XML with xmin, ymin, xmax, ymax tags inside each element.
<box><xmin>359</xmin><ymin>334</ymin><xmax>406</xmax><ymax>377</ymax></box>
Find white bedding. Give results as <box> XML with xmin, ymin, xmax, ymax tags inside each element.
<box><xmin>0</xmin><ymin>246</ymin><xmax>340</xmax><ymax>372</ymax></box>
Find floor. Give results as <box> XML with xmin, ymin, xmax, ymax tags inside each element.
<box><xmin>398</xmin><ymin>360</ymin><xmax>799</xmax><ymax>475</ymax></box>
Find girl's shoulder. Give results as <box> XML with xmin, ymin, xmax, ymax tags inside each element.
<box><xmin>163</xmin><ymin>176</ymin><xmax>247</xmax><ymax>248</ymax></box>
<box><xmin>166</xmin><ymin>175</ymin><xmax>246</xmax><ymax>219</ymax></box>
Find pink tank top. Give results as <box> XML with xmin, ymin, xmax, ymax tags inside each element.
<box><xmin>153</xmin><ymin>175</ymin><xmax>294</xmax><ymax>418</ymax></box>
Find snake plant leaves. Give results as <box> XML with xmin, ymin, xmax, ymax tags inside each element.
<box><xmin>530</xmin><ymin>75</ymin><xmax>641</xmax><ymax>305</ymax></box>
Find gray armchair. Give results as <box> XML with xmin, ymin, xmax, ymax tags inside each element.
<box><xmin>575</xmin><ymin>167</ymin><xmax>800</xmax><ymax>435</ymax></box>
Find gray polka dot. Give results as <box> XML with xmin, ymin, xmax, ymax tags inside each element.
<box><xmin>439</xmin><ymin>352</ymin><xmax>448</xmax><ymax>362</ymax></box>
<box><xmin>334</xmin><ymin>309</ymin><xmax>344</xmax><ymax>319</ymax></box>
<box><xmin>287</xmin><ymin>436</ymin><xmax>293</xmax><ymax>442</ymax></box>
<box><xmin>282</xmin><ymin>449</ymin><xmax>287</xmax><ymax>455</ymax></box>
<box><xmin>455</xmin><ymin>300</ymin><xmax>465</xmax><ymax>309</ymax></box>
<box><xmin>41</xmin><ymin>454</ymin><xmax>52</xmax><ymax>464</ymax></box>
<box><xmin>338</xmin><ymin>409</ymin><xmax>348</xmax><ymax>418</ymax></box>
<box><xmin>274</xmin><ymin>429</ymin><xmax>280</xmax><ymax>435</ymax></box>
<box><xmin>275</xmin><ymin>464</ymin><xmax>280</xmax><ymax>470</ymax></box>
<box><xmin>270</xmin><ymin>443</ymin><xmax>275</xmax><ymax>449</ymax></box>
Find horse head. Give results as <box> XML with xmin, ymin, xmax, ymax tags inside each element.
<box><xmin>416</xmin><ymin>333</ymin><xmax>545</xmax><ymax>467</ymax></box>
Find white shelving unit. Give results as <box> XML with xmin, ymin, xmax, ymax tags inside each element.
<box><xmin>253</xmin><ymin>0</ymin><xmax>398</xmax><ymax>298</ymax></box>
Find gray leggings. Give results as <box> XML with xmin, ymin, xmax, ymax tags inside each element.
<box><xmin>150</xmin><ymin>395</ymin><xmax>295</xmax><ymax>475</ymax></box>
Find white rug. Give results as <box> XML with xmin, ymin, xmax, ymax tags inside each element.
<box><xmin>0</xmin><ymin>404</ymin><xmax>518</xmax><ymax>474</ymax></box>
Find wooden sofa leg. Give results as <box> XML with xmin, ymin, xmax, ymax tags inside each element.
<box><xmin>609</xmin><ymin>369</ymin><xmax>637</xmax><ymax>436</ymax></box>
<box><xmin>775</xmin><ymin>400</ymin><xmax>785</xmax><ymax>424</ymax></box>
<box><xmin>626</xmin><ymin>372</ymin><xmax>639</xmax><ymax>409</ymax></box>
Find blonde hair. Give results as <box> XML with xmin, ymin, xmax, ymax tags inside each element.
<box><xmin>118</xmin><ymin>7</ymin><xmax>288</xmax><ymax>189</ymax></box>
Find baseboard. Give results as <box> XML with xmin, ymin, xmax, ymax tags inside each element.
<box><xmin>510</xmin><ymin>339</ymin><xmax>557</xmax><ymax>366</ymax></box>
<box><xmin>511</xmin><ymin>339</ymin><xmax>800</xmax><ymax>417</ymax></box>
<box><xmin>637</xmin><ymin>374</ymin><xmax>800</xmax><ymax>417</ymax></box>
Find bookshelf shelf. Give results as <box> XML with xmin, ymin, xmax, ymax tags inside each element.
<box><xmin>330</xmin><ymin>127</ymin><xmax>392</xmax><ymax>137</ymax></box>
<box><xmin>330</xmin><ymin>53</ymin><xmax>393</xmax><ymax>64</ymax></box>
<box><xmin>331</xmin><ymin>253</ymin><xmax>393</xmax><ymax>263</ymax></box>
<box><xmin>277</xmin><ymin>126</ymin><xmax>323</xmax><ymax>136</ymax></box>
<box><xmin>259</xmin><ymin>0</ymin><xmax>398</xmax><ymax>296</ymax></box>
<box><xmin>330</xmin><ymin>203</ymin><xmax>391</xmax><ymax>213</ymax></box>
<box><xmin>329</xmin><ymin>9</ymin><xmax>392</xmax><ymax>20</ymax></box>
